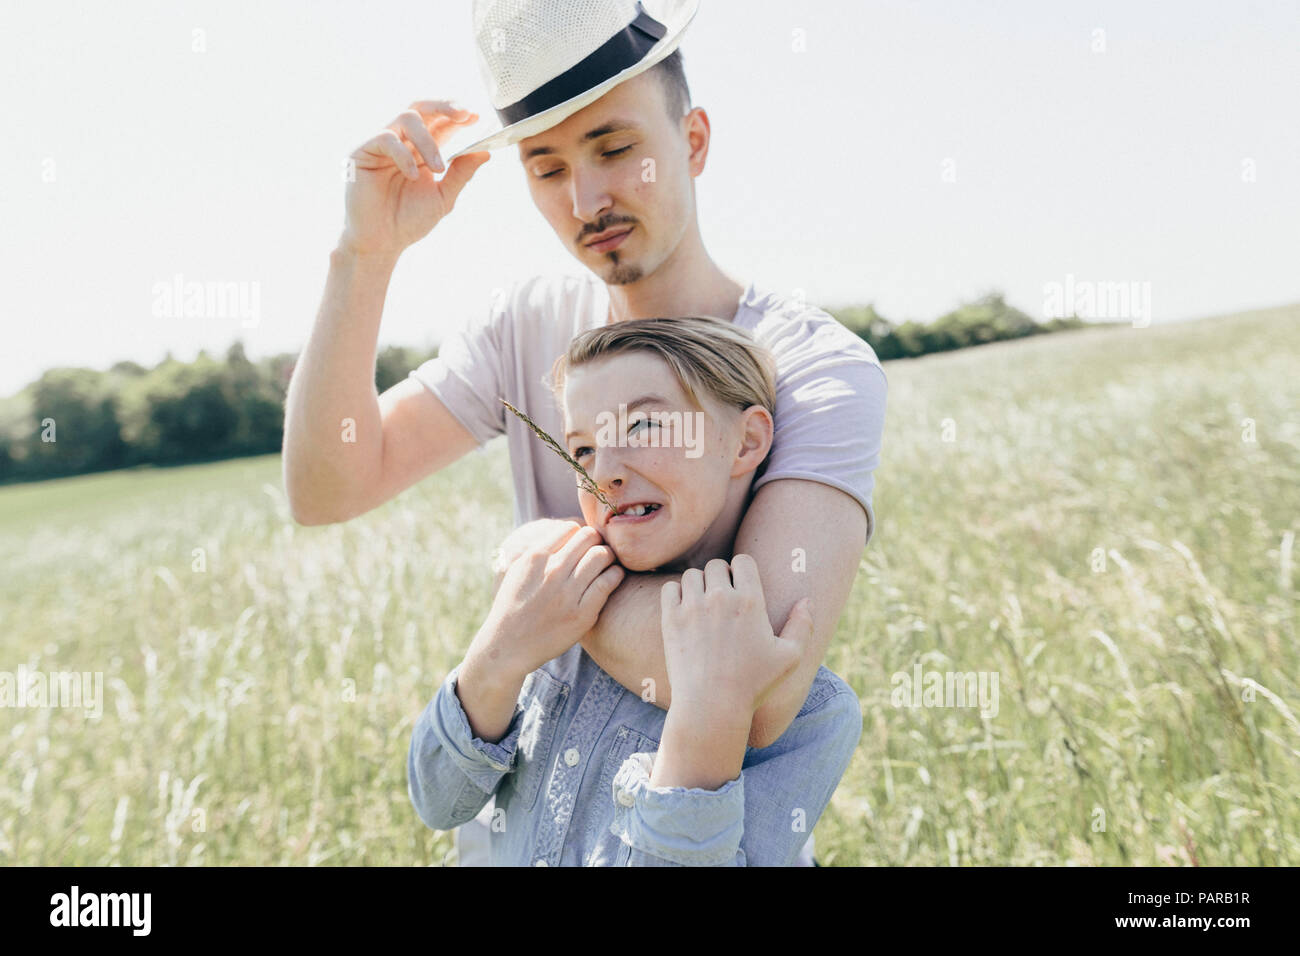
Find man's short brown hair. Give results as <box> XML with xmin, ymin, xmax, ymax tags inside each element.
<box><xmin>650</xmin><ymin>48</ymin><xmax>691</xmax><ymax>122</ymax></box>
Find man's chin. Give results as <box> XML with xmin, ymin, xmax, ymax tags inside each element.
<box><xmin>597</xmin><ymin>254</ymin><xmax>643</xmax><ymax>287</ymax></box>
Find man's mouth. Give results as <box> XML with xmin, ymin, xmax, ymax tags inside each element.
<box><xmin>585</xmin><ymin>226</ymin><xmax>633</xmax><ymax>252</ymax></box>
<box><xmin>606</xmin><ymin>501</ymin><xmax>663</xmax><ymax>525</ymax></box>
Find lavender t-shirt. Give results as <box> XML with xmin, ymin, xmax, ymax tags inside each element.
<box><xmin>409</xmin><ymin>273</ymin><xmax>886</xmax><ymax>544</ymax></box>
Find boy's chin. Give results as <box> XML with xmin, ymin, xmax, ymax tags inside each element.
<box><xmin>608</xmin><ymin>543</ymin><xmax>684</xmax><ymax>574</ymax></box>
<box><xmin>613</xmin><ymin>552</ymin><xmax>659</xmax><ymax>573</ymax></box>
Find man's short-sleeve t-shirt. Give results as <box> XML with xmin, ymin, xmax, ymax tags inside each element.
<box><xmin>409</xmin><ymin>273</ymin><xmax>887</xmax><ymax>545</ymax></box>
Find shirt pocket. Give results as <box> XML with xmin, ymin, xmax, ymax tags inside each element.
<box><xmin>501</xmin><ymin>668</ymin><xmax>569</xmax><ymax>814</ymax></box>
<box><xmin>584</xmin><ymin>724</ymin><xmax>660</xmax><ymax>866</ymax></box>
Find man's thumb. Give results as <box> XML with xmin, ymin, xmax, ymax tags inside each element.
<box><xmin>439</xmin><ymin>151</ymin><xmax>491</xmax><ymax>205</ymax></box>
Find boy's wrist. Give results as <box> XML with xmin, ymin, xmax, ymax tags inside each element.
<box><xmin>650</xmin><ymin>698</ymin><xmax>751</xmax><ymax>791</ymax></box>
<box><xmin>466</xmin><ymin>619</ymin><xmax>532</xmax><ymax>685</ymax></box>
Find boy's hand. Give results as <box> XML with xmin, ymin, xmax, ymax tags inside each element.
<box><xmin>490</xmin><ymin>517</ymin><xmax>586</xmax><ymax>595</ymax></box>
<box><xmin>474</xmin><ymin>521</ymin><xmax>624</xmax><ymax>680</ymax></box>
<box><xmin>659</xmin><ymin>555</ymin><xmax>812</xmax><ymax>720</ymax></box>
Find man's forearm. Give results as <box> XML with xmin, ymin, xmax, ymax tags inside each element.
<box><xmin>579</xmin><ymin>570</ymin><xmax>676</xmax><ymax>709</ymax></box>
<box><xmin>583</xmin><ymin>480</ymin><xmax>867</xmax><ymax>749</ymax></box>
<box><xmin>283</xmin><ymin>242</ymin><xmax>401</xmax><ymax>525</ymax></box>
<box><xmin>580</xmin><ymin>563</ymin><xmax>812</xmax><ymax>749</ymax></box>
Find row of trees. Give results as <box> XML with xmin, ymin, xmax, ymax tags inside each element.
<box><xmin>1</xmin><ymin>294</ymin><xmax>1100</xmax><ymax>485</ymax></box>
<box><xmin>829</xmin><ymin>293</ymin><xmax>1089</xmax><ymax>361</ymax></box>
<box><xmin>0</xmin><ymin>343</ymin><xmax>435</xmax><ymax>484</ymax></box>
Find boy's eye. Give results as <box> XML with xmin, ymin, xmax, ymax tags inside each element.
<box><xmin>627</xmin><ymin>417</ymin><xmax>660</xmax><ymax>444</ymax></box>
<box><xmin>572</xmin><ymin>446</ymin><xmax>593</xmax><ymax>460</ymax></box>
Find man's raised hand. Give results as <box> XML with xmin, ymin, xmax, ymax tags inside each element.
<box><xmin>339</xmin><ymin>100</ymin><xmax>491</xmax><ymax>259</ymax></box>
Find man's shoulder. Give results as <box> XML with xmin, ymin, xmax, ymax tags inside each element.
<box><xmin>499</xmin><ymin>272</ymin><xmax>602</xmax><ymax>320</ymax></box>
<box><xmin>741</xmin><ymin>284</ymin><xmax>883</xmax><ymax>370</ymax></box>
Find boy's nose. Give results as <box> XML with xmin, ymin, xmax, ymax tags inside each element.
<box><xmin>591</xmin><ymin>450</ymin><xmax>625</xmax><ymax>493</ymax></box>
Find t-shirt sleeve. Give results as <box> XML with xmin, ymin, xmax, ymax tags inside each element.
<box><xmin>752</xmin><ymin>316</ymin><xmax>888</xmax><ymax>546</ymax></box>
<box><xmin>406</xmin><ymin>287</ymin><xmax>513</xmax><ymax>446</ymax></box>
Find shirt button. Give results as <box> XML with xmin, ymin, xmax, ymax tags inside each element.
<box><xmin>534</xmin><ymin>859</ymin><xmax>548</xmax><ymax>867</ymax></box>
<box><xmin>564</xmin><ymin>747</ymin><xmax>580</xmax><ymax>766</ymax></box>
<box><xmin>616</xmin><ymin>788</ymin><xmax>635</xmax><ymax>808</ymax></box>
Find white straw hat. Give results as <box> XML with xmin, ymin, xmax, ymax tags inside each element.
<box><xmin>445</xmin><ymin>0</ymin><xmax>700</xmax><ymax>161</ymax></box>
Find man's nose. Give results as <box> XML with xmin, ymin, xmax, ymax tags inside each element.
<box><xmin>570</xmin><ymin>166</ymin><xmax>612</xmax><ymax>223</ymax></box>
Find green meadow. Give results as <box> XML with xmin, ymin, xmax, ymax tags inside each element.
<box><xmin>1</xmin><ymin>304</ymin><xmax>1296</xmax><ymax>865</ymax></box>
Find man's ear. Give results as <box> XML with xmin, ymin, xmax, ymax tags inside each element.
<box><xmin>685</xmin><ymin>107</ymin><xmax>711</xmax><ymax>177</ymax></box>
<box><xmin>730</xmin><ymin>405</ymin><xmax>774</xmax><ymax>479</ymax></box>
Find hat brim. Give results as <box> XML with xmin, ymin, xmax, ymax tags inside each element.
<box><xmin>443</xmin><ymin>0</ymin><xmax>699</xmax><ymax>162</ymax></box>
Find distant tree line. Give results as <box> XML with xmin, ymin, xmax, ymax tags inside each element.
<box><xmin>828</xmin><ymin>292</ymin><xmax>1091</xmax><ymax>361</ymax></box>
<box><xmin>0</xmin><ymin>293</ymin><xmax>1102</xmax><ymax>485</ymax></box>
<box><xmin>0</xmin><ymin>343</ymin><xmax>436</xmax><ymax>485</ymax></box>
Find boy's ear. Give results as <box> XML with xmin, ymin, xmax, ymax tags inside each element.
<box><xmin>730</xmin><ymin>405</ymin><xmax>774</xmax><ymax>479</ymax></box>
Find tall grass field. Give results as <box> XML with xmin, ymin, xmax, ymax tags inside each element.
<box><xmin>1</xmin><ymin>304</ymin><xmax>1296</xmax><ymax>865</ymax></box>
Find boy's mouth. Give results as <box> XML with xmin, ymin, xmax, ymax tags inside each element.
<box><xmin>606</xmin><ymin>501</ymin><xmax>664</xmax><ymax>526</ymax></box>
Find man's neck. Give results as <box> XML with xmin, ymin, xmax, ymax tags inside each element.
<box><xmin>604</xmin><ymin>230</ymin><xmax>745</xmax><ymax>325</ymax></box>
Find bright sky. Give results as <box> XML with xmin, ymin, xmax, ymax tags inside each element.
<box><xmin>2</xmin><ymin>0</ymin><xmax>1297</xmax><ymax>396</ymax></box>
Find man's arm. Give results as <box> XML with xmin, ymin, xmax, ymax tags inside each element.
<box><xmin>283</xmin><ymin>250</ymin><xmax>481</xmax><ymax>525</ymax></box>
<box><xmin>579</xmin><ymin>478</ymin><xmax>866</xmax><ymax>749</ymax></box>
<box><xmin>282</xmin><ymin>101</ymin><xmax>490</xmax><ymax>526</ymax></box>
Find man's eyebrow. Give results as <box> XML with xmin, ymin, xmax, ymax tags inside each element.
<box><xmin>523</xmin><ymin>121</ymin><xmax>640</xmax><ymax>160</ymax></box>
<box><xmin>564</xmin><ymin>393</ymin><xmax>670</xmax><ymax>441</ymax></box>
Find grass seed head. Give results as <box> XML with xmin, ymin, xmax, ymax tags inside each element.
<box><xmin>500</xmin><ymin>398</ymin><xmax>616</xmax><ymax>513</ymax></box>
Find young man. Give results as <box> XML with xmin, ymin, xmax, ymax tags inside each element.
<box><xmin>282</xmin><ymin>0</ymin><xmax>886</xmax><ymax>864</ymax></box>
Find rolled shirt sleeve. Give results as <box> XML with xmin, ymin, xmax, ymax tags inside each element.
<box><xmin>608</xmin><ymin>668</ymin><xmax>863</xmax><ymax>867</ymax></box>
<box><xmin>748</xmin><ymin>310</ymin><xmax>888</xmax><ymax>546</ymax></box>
<box><xmin>609</xmin><ymin>752</ymin><xmax>746</xmax><ymax>866</ymax></box>
<box><xmin>407</xmin><ymin>666</ymin><xmax>525</xmax><ymax>832</ymax></box>
<box><xmin>406</xmin><ymin>289</ymin><xmax>512</xmax><ymax>446</ymax></box>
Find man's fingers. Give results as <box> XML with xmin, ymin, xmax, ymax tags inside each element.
<box><xmin>409</xmin><ymin>99</ymin><xmax>474</xmax><ymax>120</ymax></box>
<box><xmin>407</xmin><ymin>101</ymin><xmax>481</xmax><ymax>147</ymax></box>
<box><xmin>393</xmin><ymin>110</ymin><xmax>445</xmax><ymax>172</ymax></box>
<box><xmin>360</xmin><ymin>130</ymin><xmax>419</xmax><ymax>180</ymax></box>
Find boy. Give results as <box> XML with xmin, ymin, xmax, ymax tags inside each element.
<box><xmin>408</xmin><ymin>318</ymin><xmax>862</xmax><ymax>865</ymax></box>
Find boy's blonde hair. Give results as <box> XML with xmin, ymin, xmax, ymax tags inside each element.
<box><xmin>550</xmin><ymin>316</ymin><xmax>777</xmax><ymax>418</ymax></box>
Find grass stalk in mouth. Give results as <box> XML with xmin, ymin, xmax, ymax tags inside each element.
<box><xmin>500</xmin><ymin>398</ymin><xmax>616</xmax><ymax>514</ymax></box>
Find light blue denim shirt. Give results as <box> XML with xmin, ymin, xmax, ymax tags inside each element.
<box><xmin>408</xmin><ymin>644</ymin><xmax>862</xmax><ymax>866</ymax></box>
